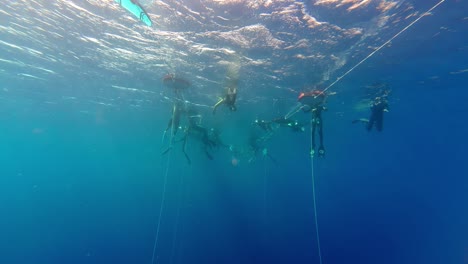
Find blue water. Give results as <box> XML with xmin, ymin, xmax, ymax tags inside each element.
<box><xmin>0</xmin><ymin>1</ymin><xmax>467</xmax><ymax>264</ymax></box>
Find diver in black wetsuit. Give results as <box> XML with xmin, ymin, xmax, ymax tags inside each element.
<box><xmin>161</xmin><ymin>100</ymin><xmax>188</xmax><ymax>157</ymax></box>
<box><xmin>367</xmin><ymin>96</ymin><xmax>388</xmax><ymax>131</ymax></box>
<box><xmin>254</xmin><ymin>119</ymin><xmax>273</xmax><ymax>132</ymax></box>
<box><xmin>173</xmin><ymin>113</ymin><xmax>225</xmax><ymax>164</ymax></box>
<box><xmin>213</xmin><ymin>84</ymin><xmax>237</xmax><ymax>114</ymax></box>
<box><xmin>312</xmin><ymin>106</ymin><xmax>325</xmax><ymax>157</ymax></box>
<box><xmin>162</xmin><ymin>73</ymin><xmax>192</xmax><ymax>138</ymax></box>
<box><xmin>353</xmin><ymin>96</ymin><xmax>389</xmax><ymax>132</ymax></box>
<box><xmin>254</xmin><ymin>117</ymin><xmax>305</xmax><ymax>133</ymax></box>
<box><xmin>271</xmin><ymin>117</ymin><xmax>305</xmax><ymax>132</ymax></box>
<box><xmin>298</xmin><ymin>90</ymin><xmax>327</xmax><ymax>157</ymax></box>
<box><xmin>246</xmin><ymin>128</ymin><xmax>277</xmax><ymax>164</ymax></box>
<box><xmin>164</xmin><ymin>99</ymin><xmax>185</xmax><ymax>137</ymax></box>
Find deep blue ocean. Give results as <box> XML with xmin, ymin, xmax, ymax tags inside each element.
<box><xmin>0</xmin><ymin>1</ymin><xmax>467</xmax><ymax>264</ymax></box>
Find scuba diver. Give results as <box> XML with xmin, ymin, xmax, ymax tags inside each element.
<box><xmin>247</xmin><ymin>133</ymin><xmax>277</xmax><ymax>164</ymax></box>
<box><xmin>298</xmin><ymin>90</ymin><xmax>327</xmax><ymax>157</ymax></box>
<box><xmin>164</xmin><ymin>111</ymin><xmax>225</xmax><ymax>165</ymax></box>
<box><xmin>181</xmin><ymin>115</ymin><xmax>215</xmax><ymax>164</ymax></box>
<box><xmin>162</xmin><ymin>74</ymin><xmax>192</xmax><ymax>138</ymax></box>
<box><xmin>161</xmin><ymin>100</ymin><xmax>190</xmax><ymax>156</ymax></box>
<box><xmin>213</xmin><ymin>81</ymin><xmax>238</xmax><ymax>114</ymax></box>
<box><xmin>353</xmin><ymin>96</ymin><xmax>389</xmax><ymax>132</ymax></box>
<box><xmin>271</xmin><ymin>117</ymin><xmax>305</xmax><ymax>132</ymax></box>
<box><xmin>249</xmin><ymin>117</ymin><xmax>279</xmax><ymax>164</ymax></box>
<box><xmin>228</xmin><ymin>118</ymin><xmax>278</xmax><ymax>165</ymax></box>
<box><xmin>164</xmin><ymin>99</ymin><xmax>186</xmax><ymax>137</ymax></box>
<box><xmin>254</xmin><ymin>119</ymin><xmax>273</xmax><ymax>132</ymax></box>
<box><xmin>161</xmin><ymin>73</ymin><xmax>193</xmax><ymax>154</ymax></box>
<box><xmin>254</xmin><ymin>117</ymin><xmax>305</xmax><ymax>133</ymax></box>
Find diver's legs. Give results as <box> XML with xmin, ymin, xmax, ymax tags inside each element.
<box><xmin>161</xmin><ymin>146</ymin><xmax>172</xmax><ymax>155</ymax></box>
<box><xmin>182</xmin><ymin>135</ymin><xmax>191</xmax><ymax>165</ymax></box>
<box><xmin>367</xmin><ymin>113</ymin><xmax>375</xmax><ymax>131</ymax></box>
<box><xmin>165</xmin><ymin>118</ymin><xmax>173</xmax><ymax>133</ymax></box>
<box><xmin>311</xmin><ymin>120</ymin><xmax>317</xmax><ymax>156</ymax></box>
<box><xmin>318</xmin><ymin>117</ymin><xmax>323</xmax><ymax>147</ymax></box>
<box><xmin>318</xmin><ymin>116</ymin><xmax>325</xmax><ymax>157</ymax></box>
<box><xmin>204</xmin><ymin>147</ymin><xmax>214</xmax><ymax>160</ymax></box>
<box><xmin>376</xmin><ymin>112</ymin><xmax>384</xmax><ymax>131</ymax></box>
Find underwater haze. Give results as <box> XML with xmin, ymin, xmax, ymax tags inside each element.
<box><xmin>0</xmin><ymin>0</ymin><xmax>467</xmax><ymax>264</ymax></box>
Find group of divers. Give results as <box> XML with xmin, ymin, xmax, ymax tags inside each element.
<box><xmin>161</xmin><ymin>74</ymin><xmax>390</xmax><ymax>165</ymax></box>
<box><xmin>111</xmin><ymin>1</ymin><xmax>391</xmax><ymax>164</ymax></box>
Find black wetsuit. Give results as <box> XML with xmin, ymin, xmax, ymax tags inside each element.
<box><xmin>165</xmin><ymin>100</ymin><xmax>185</xmax><ymax>136</ymax></box>
<box><xmin>367</xmin><ymin>101</ymin><xmax>388</xmax><ymax>132</ymax></box>
<box><xmin>226</xmin><ymin>92</ymin><xmax>237</xmax><ymax>111</ymax></box>
<box><xmin>212</xmin><ymin>91</ymin><xmax>237</xmax><ymax>114</ymax></box>
<box><xmin>272</xmin><ymin>117</ymin><xmax>304</xmax><ymax>132</ymax></box>
<box><xmin>255</xmin><ymin>119</ymin><xmax>273</xmax><ymax>132</ymax></box>
<box><xmin>179</xmin><ymin>116</ymin><xmax>220</xmax><ymax>164</ymax></box>
<box><xmin>311</xmin><ymin>106</ymin><xmax>325</xmax><ymax>157</ymax></box>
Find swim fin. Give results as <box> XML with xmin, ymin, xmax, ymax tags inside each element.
<box><xmin>318</xmin><ymin>146</ymin><xmax>325</xmax><ymax>158</ymax></box>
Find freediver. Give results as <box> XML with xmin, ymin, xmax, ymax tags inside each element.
<box><xmin>169</xmin><ymin>112</ymin><xmax>225</xmax><ymax>164</ymax></box>
<box><xmin>249</xmin><ymin>118</ymin><xmax>279</xmax><ymax>164</ymax></box>
<box><xmin>247</xmin><ymin>132</ymin><xmax>277</xmax><ymax>164</ymax></box>
<box><xmin>164</xmin><ymin>99</ymin><xmax>185</xmax><ymax>137</ymax></box>
<box><xmin>254</xmin><ymin>119</ymin><xmax>273</xmax><ymax>132</ymax></box>
<box><xmin>298</xmin><ymin>89</ymin><xmax>327</xmax><ymax>157</ymax></box>
<box><xmin>213</xmin><ymin>81</ymin><xmax>238</xmax><ymax>114</ymax></box>
<box><xmin>353</xmin><ymin>96</ymin><xmax>389</xmax><ymax>132</ymax></box>
<box><xmin>254</xmin><ymin>116</ymin><xmax>304</xmax><ymax>133</ymax></box>
<box><xmin>161</xmin><ymin>74</ymin><xmax>192</xmax><ymax>154</ymax></box>
<box><xmin>271</xmin><ymin>117</ymin><xmax>305</xmax><ymax>132</ymax></box>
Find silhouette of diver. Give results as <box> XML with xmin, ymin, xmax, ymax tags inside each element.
<box><xmin>247</xmin><ymin>135</ymin><xmax>277</xmax><ymax>164</ymax></box>
<box><xmin>162</xmin><ymin>73</ymin><xmax>194</xmax><ymax>138</ymax></box>
<box><xmin>254</xmin><ymin>117</ymin><xmax>304</xmax><ymax>133</ymax></box>
<box><xmin>228</xmin><ymin>119</ymin><xmax>278</xmax><ymax>165</ymax></box>
<box><xmin>271</xmin><ymin>117</ymin><xmax>305</xmax><ymax>132</ymax></box>
<box><xmin>164</xmin><ymin>99</ymin><xmax>185</xmax><ymax>137</ymax></box>
<box><xmin>164</xmin><ymin>111</ymin><xmax>225</xmax><ymax>164</ymax></box>
<box><xmin>248</xmin><ymin>119</ymin><xmax>279</xmax><ymax>164</ymax></box>
<box><xmin>298</xmin><ymin>90</ymin><xmax>327</xmax><ymax>157</ymax></box>
<box><xmin>213</xmin><ymin>82</ymin><xmax>237</xmax><ymax>114</ymax></box>
<box><xmin>162</xmin><ymin>74</ymin><xmax>192</xmax><ymax>154</ymax></box>
<box><xmin>254</xmin><ymin>119</ymin><xmax>274</xmax><ymax>132</ymax></box>
<box><xmin>353</xmin><ymin>96</ymin><xmax>389</xmax><ymax>132</ymax></box>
